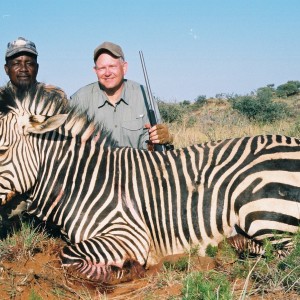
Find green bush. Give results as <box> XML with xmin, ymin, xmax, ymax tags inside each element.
<box><xmin>182</xmin><ymin>271</ymin><xmax>231</xmax><ymax>300</ymax></box>
<box><xmin>205</xmin><ymin>244</ymin><xmax>218</xmax><ymax>257</ymax></box>
<box><xmin>230</xmin><ymin>89</ymin><xmax>289</xmax><ymax>124</ymax></box>
<box><xmin>276</xmin><ymin>80</ymin><xmax>300</xmax><ymax>98</ymax></box>
<box><xmin>158</xmin><ymin>101</ymin><xmax>185</xmax><ymax>123</ymax></box>
<box><xmin>278</xmin><ymin>231</ymin><xmax>300</xmax><ymax>293</ymax></box>
<box><xmin>163</xmin><ymin>257</ymin><xmax>189</xmax><ymax>272</ymax></box>
<box><xmin>256</xmin><ymin>86</ymin><xmax>274</xmax><ymax>97</ymax></box>
<box><xmin>158</xmin><ymin>100</ymin><xmax>198</xmax><ymax>124</ymax></box>
<box><xmin>194</xmin><ymin>95</ymin><xmax>207</xmax><ymax>106</ymax></box>
<box><xmin>181</xmin><ymin>100</ymin><xmax>192</xmax><ymax>106</ymax></box>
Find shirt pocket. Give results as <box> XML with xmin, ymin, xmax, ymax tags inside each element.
<box><xmin>122</xmin><ymin>119</ymin><xmax>144</xmax><ymax>131</ymax></box>
<box><xmin>121</xmin><ymin>119</ymin><xmax>146</xmax><ymax>148</ymax></box>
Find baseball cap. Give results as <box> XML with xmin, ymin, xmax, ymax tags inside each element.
<box><xmin>93</xmin><ymin>41</ymin><xmax>124</xmax><ymax>61</ymax></box>
<box><xmin>5</xmin><ymin>37</ymin><xmax>38</xmax><ymax>58</ymax></box>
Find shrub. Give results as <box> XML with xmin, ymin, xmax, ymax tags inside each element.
<box><xmin>276</xmin><ymin>80</ymin><xmax>300</xmax><ymax>98</ymax></box>
<box><xmin>278</xmin><ymin>231</ymin><xmax>300</xmax><ymax>293</ymax></box>
<box><xmin>0</xmin><ymin>219</ymin><xmax>49</xmax><ymax>262</ymax></box>
<box><xmin>181</xmin><ymin>100</ymin><xmax>191</xmax><ymax>106</ymax></box>
<box><xmin>256</xmin><ymin>86</ymin><xmax>274</xmax><ymax>97</ymax></box>
<box><xmin>205</xmin><ymin>244</ymin><xmax>218</xmax><ymax>258</ymax></box>
<box><xmin>230</xmin><ymin>89</ymin><xmax>289</xmax><ymax>124</ymax></box>
<box><xmin>194</xmin><ymin>95</ymin><xmax>207</xmax><ymax>106</ymax></box>
<box><xmin>158</xmin><ymin>100</ymin><xmax>198</xmax><ymax>124</ymax></box>
<box><xmin>158</xmin><ymin>101</ymin><xmax>185</xmax><ymax>123</ymax></box>
<box><xmin>163</xmin><ymin>257</ymin><xmax>189</xmax><ymax>272</ymax></box>
<box><xmin>182</xmin><ymin>271</ymin><xmax>231</xmax><ymax>300</ymax></box>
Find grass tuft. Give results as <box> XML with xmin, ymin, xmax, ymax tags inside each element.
<box><xmin>182</xmin><ymin>270</ymin><xmax>232</xmax><ymax>300</ymax></box>
<box><xmin>0</xmin><ymin>218</ymin><xmax>50</xmax><ymax>262</ymax></box>
<box><xmin>205</xmin><ymin>244</ymin><xmax>218</xmax><ymax>258</ymax></box>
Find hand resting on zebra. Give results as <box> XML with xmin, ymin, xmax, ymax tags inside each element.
<box><xmin>0</xmin><ymin>84</ymin><xmax>299</xmax><ymax>283</ymax></box>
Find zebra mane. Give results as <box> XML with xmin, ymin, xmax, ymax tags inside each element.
<box><xmin>0</xmin><ymin>83</ymin><xmax>117</xmax><ymax>147</ymax></box>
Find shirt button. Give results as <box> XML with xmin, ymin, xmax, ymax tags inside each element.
<box><xmin>115</xmin><ymin>125</ymin><xmax>118</xmax><ymax>128</ymax></box>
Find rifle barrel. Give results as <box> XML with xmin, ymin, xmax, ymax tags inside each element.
<box><xmin>139</xmin><ymin>50</ymin><xmax>165</xmax><ymax>152</ymax></box>
<box><xmin>139</xmin><ymin>51</ymin><xmax>159</xmax><ymax>122</ymax></box>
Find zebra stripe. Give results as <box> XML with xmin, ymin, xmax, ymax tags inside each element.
<box><xmin>0</xmin><ymin>85</ymin><xmax>299</xmax><ymax>281</ymax></box>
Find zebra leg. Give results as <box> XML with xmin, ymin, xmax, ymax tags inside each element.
<box><xmin>226</xmin><ymin>233</ymin><xmax>265</xmax><ymax>257</ymax></box>
<box><xmin>226</xmin><ymin>233</ymin><xmax>295</xmax><ymax>259</ymax></box>
<box><xmin>60</xmin><ymin>233</ymin><xmax>149</xmax><ymax>283</ymax></box>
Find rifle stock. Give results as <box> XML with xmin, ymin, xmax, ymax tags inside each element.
<box><xmin>148</xmin><ymin>110</ymin><xmax>165</xmax><ymax>152</ymax></box>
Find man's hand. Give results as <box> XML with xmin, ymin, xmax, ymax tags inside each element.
<box><xmin>145</xmin><ymin>123</ymin><xmax>174</xmax><ymax>144</ymax></box>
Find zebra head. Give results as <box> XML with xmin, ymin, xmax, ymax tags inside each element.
<box><xmin>0</xmin><ymin>83</ymin><xmax>115</xmax><ymax>210</ymax></box>
<box><xmin>0</xmin><ymin>85</ymin><xmax>69</xmax><ymax>207</ymax></box>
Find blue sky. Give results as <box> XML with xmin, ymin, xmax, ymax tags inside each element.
<box><xmin>0</xmin><ymin>0</ymin><xmax>299</xmax><ymax>101</ymax></box>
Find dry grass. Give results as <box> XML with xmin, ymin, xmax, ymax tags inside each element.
<box><xmin>170</xmin><ymin>96</ymin><xmax>300</xmax><ymax>148</ymax></box>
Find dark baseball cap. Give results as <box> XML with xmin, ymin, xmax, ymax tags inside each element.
<box><xmin>94</xmin><ymin>41</ymin><xmax>124</xmax><ymax>62</ymax></box>
<box><xmin>5</xmin><ymin>37</ymin><xmax>38</xmax><ymax>58</ymax></box>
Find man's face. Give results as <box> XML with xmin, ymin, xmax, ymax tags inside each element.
<box><xmin>94</xmin><ymin>53</ymin><xmax>127</xmax><ymax>92</ymax></box>
<box><xmin>4</xmin><ymin>54</ymin><xmax>39</xmax><ymax>90</ymax></box>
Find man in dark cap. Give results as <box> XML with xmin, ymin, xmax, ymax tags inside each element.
<box><xmin>71</xmin><ymin>41</ymin><xmax>174</xmax><ymax>150</ymax></box>
<box><xmin>3</xmin><ymin>36</ymin><xmax>66</xmax><ymax>99</ymax></box>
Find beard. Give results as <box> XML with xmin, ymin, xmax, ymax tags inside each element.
<box><xmin>15</xmin><ymin>81</ymin><xmax>37</xmax><ymax>100</ymax></box>
<box><xmin>16</xmin><ymin>80</ymin><xmax>32</xmax><ymax>92</ymax></box>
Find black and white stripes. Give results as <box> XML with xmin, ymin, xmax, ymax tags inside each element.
<box><xmin>0</xmin><ymin>85</ymin><xmax>299</xmax><ymax>281</ymax></box>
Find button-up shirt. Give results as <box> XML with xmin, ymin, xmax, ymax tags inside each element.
<box><xmin>70</xmin><ymin>79</ymin><xmax>161</xmax><ymax>149</ymax></box>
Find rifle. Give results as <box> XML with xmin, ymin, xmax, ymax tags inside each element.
<box><xmin>139</xmin><ymin>51</ymin><xmax>165</xmax><ymax>152</ymax></box>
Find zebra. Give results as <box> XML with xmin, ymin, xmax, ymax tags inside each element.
<box><xmin>0</xmin><ymin>84</ymin><xmax>299</xmax><ymax>282</ymax></box>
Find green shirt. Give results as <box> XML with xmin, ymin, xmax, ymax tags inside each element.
<box><xmin>70</xmin><ymin>79</ymin><xmax>161</xmax><ymax>149</ymax></box>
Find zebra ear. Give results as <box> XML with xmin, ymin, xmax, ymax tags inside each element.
<box><xmin>27</xmin><ymin>114</ymin><xmax>69</xmax><ymax>134</ymax></box>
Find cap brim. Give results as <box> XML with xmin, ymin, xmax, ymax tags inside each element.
<box><xmin>6</xmin><ymin>48</ymin><xmax>38</xmax><ymax>58</ymax></box>
<box><xmin>94</xmin><ymin>48</ymin><xmax>123</xmax><ymax>61</ymax></box>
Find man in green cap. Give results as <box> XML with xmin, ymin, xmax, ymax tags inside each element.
<box><xmin>71</xmin><ymin>41</ymin><xmax>174</xmax><ymax>150</ymax></box>
<box><xmin>0</xmin><ymin>37</ymin><xmax>68</xmax><ymax>235</ymax></box>
<box><xmin>3</xmin><ymin>36</ymin><xmax>66</xmax><ymax>100</ymax></box>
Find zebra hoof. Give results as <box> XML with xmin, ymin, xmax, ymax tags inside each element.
<box><xmin>110</xmin><ymin>259</ymin><xmax>146</xmax><ymax>284</ymax></box>
<box><xmin>62</xmin><ymin>258</ymin><xmax>146</xmax><ymax>284</ymax></box>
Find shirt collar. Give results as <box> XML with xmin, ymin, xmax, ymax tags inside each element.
<box><xmin>98</xmin><ymin>79</ymin><xmax>129</xmax><ymax>108</ymax></box>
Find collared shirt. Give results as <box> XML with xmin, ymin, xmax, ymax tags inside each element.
<box><xmin>70</xmin><ymin>79</ymin><xmax>161</xmax><ymax>149</ymax></box>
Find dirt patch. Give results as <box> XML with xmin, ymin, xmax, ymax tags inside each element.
<box><xmin>0</xmin><ymin>239</ymin><xmax>299</xmax><ymax>299</ymax></box>
<box><xmin>0</xmin><ymin>249</ymin><xmax>209</xmax><ymax>299</ymax></box>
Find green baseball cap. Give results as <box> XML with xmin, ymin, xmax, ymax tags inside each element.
<box><xmin>6</xmin><ymin>37</ymin><xmax>38</xmax><ymax>58</ymax></box>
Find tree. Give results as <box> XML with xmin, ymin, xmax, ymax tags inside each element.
<box><xmin>256</xmin><ymin>86</ymin><xmax>274</xmax><ymax>98</ymax></box>
<box><xmin>276</xmin><ymin>81</ymin><xmax>300</xmax><ymax>98</ymax></box>
<box><xmin>180</xmin><ymin>100</ymin><xmax>191</xmax><ymax>106</ymax></box>
<box><xmin>194</xmin><ymin>95</ymin><xmax>206</xmax><ymax>105</ymax></box>
<box><xmin>230</xmin><ymin>90</ymin><xmax>289</xmax><ymax>123</ymax></box>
